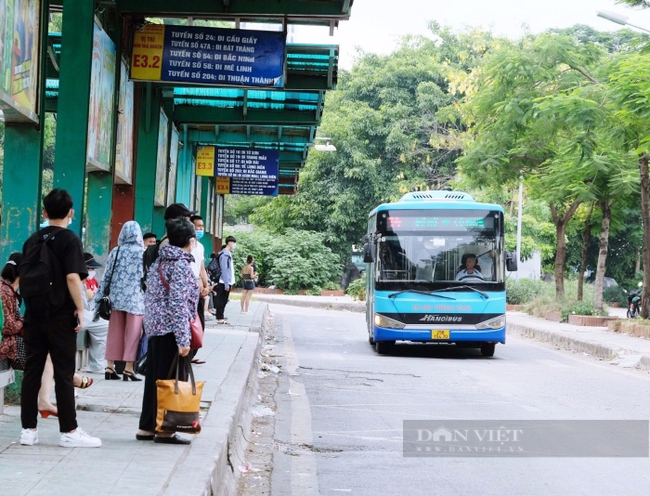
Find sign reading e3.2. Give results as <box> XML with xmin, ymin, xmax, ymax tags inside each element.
<box><xmin>131</xmin><ymin>25</ymin><xmax>165</xmax><ymax>80</ymax></box>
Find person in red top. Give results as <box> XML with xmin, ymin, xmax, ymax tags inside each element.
<box><xmin>83</xmin><ymin>252</ymin><xmax>100</xmax><ymax>299</ymax></box>
<box><xmin>0</xmin><ymin>253</ymin><xmax>25</xmax><ymax>370</ymax></box>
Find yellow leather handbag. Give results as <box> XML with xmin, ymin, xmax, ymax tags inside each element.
<box><xmin>156</xmin><ymin>355</ymin><xmax>205</xmax><ymax>434</ymax></box>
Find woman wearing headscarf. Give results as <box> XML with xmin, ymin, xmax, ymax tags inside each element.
<box><xmin>94</xmin><ymin>221</ymin><xmax>145</xmax><ymax>381</ymax></box>
<box><xmin>136</xmin><ymin>218</ymin><xmax>199</xmax><ymax>444</ymax></box>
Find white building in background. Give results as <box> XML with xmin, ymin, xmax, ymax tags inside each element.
<box><xmin>516</xmin><ymin>251</ymin><xmax>542</xmax><ymax>280</ymax></box>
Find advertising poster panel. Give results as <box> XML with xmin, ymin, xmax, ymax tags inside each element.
<box><xmin>86</xmin><ymin>22</ymin><xmax>116</xmax><ymax>171</ymax></box>
<box><xmin>154</xmin><ymin>109</ymin><xmax>169</xmax><ymax>207</ymax></box>
<box><xmin>167</xmin><ymin>125</ymin><xmax>179</xmax><ymax>206</ymax></box>
<box><xmin>115</xmin><ymin>61</ymin><xmax>134</xmax><ymax>184</ymax></box>
<box><xmin>0</xmin><ymin>0</ymin><xmax>40</xmax><ymax>121</ymax></box>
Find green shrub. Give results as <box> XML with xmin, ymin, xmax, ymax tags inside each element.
<box><xmin>561</xmin><ymin>300</ymin><xmax>605</xmax><ymax>322</ymax></box>
<box><xmin>506</xmin><ymin>278</ymin><xmax>545</xmax><ymax>304</ymax></box>
<box><xmin>224</xmin><ymin>228</ymin><xmax>342</xmax><ymax>292</ymax></box>
<box><xmin>346</xmin><ymin>273</ymin><xmax>367</xmax><ymax>301</ymax></box>
<box><xmin>603</xmin><ymin>286</ymin><xmax>628</xmax><ymax>307</ymax></box>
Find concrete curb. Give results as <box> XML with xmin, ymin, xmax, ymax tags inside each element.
<box><xmin>508</xmin><ymin>322</ymin><xmax>617</xmax><ymax>361</ymax></box>
<box><xmin>253</xmin><ymin>295</ymin><xmax>365</xmax><ymax>313</ymax></box>
<box><xmin>162</xmin><ymin>304</ymin><xmax>269</xmax><ymax>496</ymax></box>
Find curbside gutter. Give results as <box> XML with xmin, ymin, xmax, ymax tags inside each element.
<box><xmin>162</xmin><ymin>304</ymin><xmax>269</xmax><ymax>496</ymax></box>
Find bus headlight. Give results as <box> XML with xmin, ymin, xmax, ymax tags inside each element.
<box><xmin>475</xmin><ymin>315</ymin><xmax>506</xmax><ymax>330</ymax></box>
<box><xmin>374</xmin><ymin>314</ymin><xmax>405</xmax><ymax>329</ymax></box>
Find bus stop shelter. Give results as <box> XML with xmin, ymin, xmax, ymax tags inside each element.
<box><xmin>0</xmin><ymin>0</ymin><xmax>352</xmax><ymax>262</ymax></box>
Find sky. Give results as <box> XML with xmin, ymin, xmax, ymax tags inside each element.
<box><xmin>294</xmin><ymin>0</ymin><xmax>650</xmax><ymax>69</ymax></box>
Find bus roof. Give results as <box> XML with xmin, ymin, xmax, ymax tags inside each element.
<box><xmin>368</xmin><ymin>191</ymin><xmax>504</xmax><ymax>217</ymax></box>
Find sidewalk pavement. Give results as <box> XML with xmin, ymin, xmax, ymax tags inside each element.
<box><xmin>0</xmin><ymin>300</ymin><xmax>269</xmax><ymax>496</ymax></box>
<box><xmin>253</xmin><ymin>293</ymin><xmax>650</xmax><ymax>370</ymax></box>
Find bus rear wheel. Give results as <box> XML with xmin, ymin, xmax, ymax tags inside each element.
<box><xmin>375</xmin><ymin>341</ymin><xmax>395</xmax><ymax>355</ymax></box>
<box><xmin>480</xmin><ymin>343</ymin><xmax>496</xmax><ymax>357</ymax></box>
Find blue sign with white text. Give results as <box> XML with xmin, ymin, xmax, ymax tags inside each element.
<box><xmin>161</xmin><ymin>26</ymin><xmax>285</xmax><ymax>87</ymax></box>
<box><xmin>216</xmin><ymin>148</ymin><xmax>279</xmax><ymax>196</ymax></box>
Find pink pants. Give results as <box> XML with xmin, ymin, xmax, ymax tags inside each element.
<box><xmin>105</xmin><ymin>310</ymin><xmax>143</xmax><ymax>362</ymax></box>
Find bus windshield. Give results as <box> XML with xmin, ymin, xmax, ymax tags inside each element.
<box><xmin>374</xmin><ymin>209</ymin><xmax>504</xmax><ymax>288</ymax></box>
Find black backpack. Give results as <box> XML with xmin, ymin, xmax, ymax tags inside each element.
<box><xmin>19</xmin><ymin>227</ymin><xmax>66</xmax><ymax>314</ymax></box>
<box><xmin>141</xmin><ymin>237</ymin><xmax>164</xmax><ymax>291</ymax></box>
<box><xmin>207</xmin><ymin>252</ymin><xmax>224</xmax><ymax>283</ymax></box>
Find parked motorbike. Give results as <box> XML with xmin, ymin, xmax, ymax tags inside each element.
<box><xmin>627</xmin><ymin>283</ymin><xmax>643</xmax><ymax>318</ymax></box>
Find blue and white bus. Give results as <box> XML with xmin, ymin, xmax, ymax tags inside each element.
<box><xmin>363</xmin><ymin>191</ymin><xmax>517</xmax><ymax>357</ymax></box>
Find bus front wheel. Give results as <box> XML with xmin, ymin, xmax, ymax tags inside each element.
<box><xmin>375</xmin><ymin>341</ymin><xmax>395</xmax><ymax>355</ymax></box>
<box><xmin>480</xmin><ymin>343</ymin><xmax>496</xmax><ymax>357</ymax></box>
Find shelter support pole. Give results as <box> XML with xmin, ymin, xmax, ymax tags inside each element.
<box><xmin>134</xmin><ymin>84</ymin><xmax>161</xmax><ymax>234</ymax></box>
<box><xmin>1</xmin><ymin>125</ymin><xmax>43</xmax><ymax>261</ymax></box>
<box><xmin>53</xmin><ymin>0</ymin><xmax>94</xmax><ymax>236</ymax></box>
<box><xmin>1</xmin><ymin>0</ymin><xmax>49</xmax><ymax>261</ymax></box>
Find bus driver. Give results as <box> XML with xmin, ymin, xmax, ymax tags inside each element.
<box><xmin>456</xmin><ymin>254</ymin><xmax>484</xmax><ymax>281</ymax></box>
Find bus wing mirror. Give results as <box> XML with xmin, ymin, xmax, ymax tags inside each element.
<box><xmin>506</xmin><ymin>252</ymin><xmax>518</xmax><ymax>272</ymax></box>
<box><xmin>363</xmin><ymin>243</ymin><xmax>375</xmax><ymax>263</ymax></box>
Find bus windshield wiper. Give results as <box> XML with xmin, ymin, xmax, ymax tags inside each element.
<box><xmin>387</xmin><ymin>290</ymin><xmax>456</xmax><ymax>300</ymax></box>
<box><xmin>432</xmin><ymin>285</ymin><xmax>489</xmax><ymax>299</ymax></box>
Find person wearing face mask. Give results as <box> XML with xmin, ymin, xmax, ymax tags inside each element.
<box><xmin>81</xmin><ymin>253</ymin><xmax>108</xmax><ymax>374</ymax></box>
<box><xmin>188</xmin><ymin>215</ymin><xmax>211</xmax><ymax>364</ymax></box>
<box><xmin>214</xmin><ymin>236</ymin><xmax>236</xmax><ymax>324</ymax></box>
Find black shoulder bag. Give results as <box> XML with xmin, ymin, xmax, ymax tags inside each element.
<box><xmin>94</xmin><ymin>246</ymin><xmax>120</xmax><ymax>322</ymax></box>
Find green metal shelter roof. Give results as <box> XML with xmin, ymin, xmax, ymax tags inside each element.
<box><xmin>43</xmin><ymin>0</ymin><xmax>346</xmax><ymax>194</ymax></box>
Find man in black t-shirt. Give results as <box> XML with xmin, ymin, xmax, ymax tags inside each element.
<box><xmin>19</xmin><ymin>189</ymin><xmax>101</xmax><ymax>448</ymax></box>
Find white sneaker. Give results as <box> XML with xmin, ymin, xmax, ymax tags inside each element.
<box><xmin>20</xmin><ymin>428</ymin><xmax>39</xmax><ymax>446</ymax></box>
<box><xmin>59</xmin><ymin>427</ymin><xmax>102</xmax><ymax>448</ymax></box>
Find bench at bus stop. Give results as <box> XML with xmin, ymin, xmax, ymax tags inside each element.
<box><xmin>0</xmin><ymin>358</ymin><xmax>15</xmax><ymax>415</ymax></box>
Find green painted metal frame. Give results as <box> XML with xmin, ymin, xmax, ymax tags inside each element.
<box><xmin>53</xmin><ymin>0</ymin><xmax>95</xmax><ymax>236</ymax></box>
<box><xmin>114</xmin><ymin>0</ymin><xmax>352</xmax><ymax>21</ymax></box>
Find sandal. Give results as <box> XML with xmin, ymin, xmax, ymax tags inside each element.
<box><xmin>76</xmin><ymin>376</ymin><xmax>94</xmax><ymax>389</ymax></box>
<box><xmin>191</xmin><ymin>358</ymin><xmax>206</xmax><ymax>364</ymax></box>
<box><xmin>217</xmin><ymin>319</ymin><xmax>229</xmax><ymax>324</ymax></box>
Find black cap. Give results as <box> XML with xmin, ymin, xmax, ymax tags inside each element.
<box><xmin>84</xmin><ymin>252</ymin><xmax>102</xmax><ymax>268</ymax></box>
<box><xmin>164</xmin><ymin>203</ymin><xmax>197</xmax><ymax>220</ymax></box>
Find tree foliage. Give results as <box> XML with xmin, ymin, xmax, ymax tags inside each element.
<box><xmin>223</xmin><ymin>228</ymin><xmax>341</xmax><ymax>292</ymax></box>
<box><xmin>252</xmin><ymin>26</ymin><xmax>501</xmax><ymax>260</ymax></box>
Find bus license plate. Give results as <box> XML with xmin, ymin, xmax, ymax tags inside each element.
<box><xmin>431</xmin><ymin>330</ymin><xmax>450</xmax><ymax>340</ymax></box>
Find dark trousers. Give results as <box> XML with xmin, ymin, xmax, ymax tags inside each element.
<box><xmin>138</xmin><ymin>333</ymin><xmax>187</xmax><ymax>432</ymax></box>
<box><xmin>21</xmin><ymin>316</ymin><xmax>77</xmax><ymax>433</ymax></box>
<box><xmin>215</xmin><ymin>283</ymin><xmax>230</xmax><ymax>320</ymax></box>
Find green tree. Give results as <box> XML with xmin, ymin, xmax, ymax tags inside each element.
<box><xmin>608</xmin><ymin>53</ymin><xmax>650</xmax><ymax>317</ymax></box>
<box><xmin>252</xmin><ymin>27</ymin><xmax>501</xmax><ymax>260</ymax></box>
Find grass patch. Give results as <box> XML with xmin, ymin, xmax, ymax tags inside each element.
<box><xmin>521</xmin><ymin>279</ymin><xmax>606</xmax><ymax>322</ymax></box>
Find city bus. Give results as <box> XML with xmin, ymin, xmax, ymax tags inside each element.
<box><xmin>362</xmin><ymin>191</ymin><xmax>517</xmax><ymax>357</ymax></box>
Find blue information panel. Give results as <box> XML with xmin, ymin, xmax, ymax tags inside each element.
<box><xmin>162</xmin><ymin>26</ymin><xmax>285</xmax><ymax>87</ymax></box>
<box><xmin>216</xmin><ymin>148</ymin><xmax>279</xmax><ymax>196</ymax></box>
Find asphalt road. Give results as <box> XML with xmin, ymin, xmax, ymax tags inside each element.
<box><xmin>255</xmin><ymin>304</ymin><xmax>650</xmax><ymax>495</ymax></box>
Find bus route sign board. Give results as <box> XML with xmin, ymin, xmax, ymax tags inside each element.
<box><xmin>215</xmin><ymin>148</ymin><xmax>279</xmax><ymax>196</ymax></box>
<box><xmin>130</xmin><ymin>24</ymin><xmax>285</xmax><ymax>87</ymax></box>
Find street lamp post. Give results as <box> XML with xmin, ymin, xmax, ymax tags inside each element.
<box><xmin>516</xmin><ymin>171</ymin><xmax>523</xmax><ymax>280</ymax></box>
<box><xmin>597</xmin><ymin>10</ymin><xmax>650</xmax><ymax>34</ymax></box>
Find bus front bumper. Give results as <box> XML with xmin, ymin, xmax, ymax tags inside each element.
<box><xmin>373</xmin><ymin>326</ymin><xmax>506</xmax><ymax>344</ymax></box>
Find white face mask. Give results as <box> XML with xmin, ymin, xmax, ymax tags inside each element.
<box><xmin>67</xmin><ymin>216</ymin><xmax>73</xmax><ymax>227</ymax></box>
